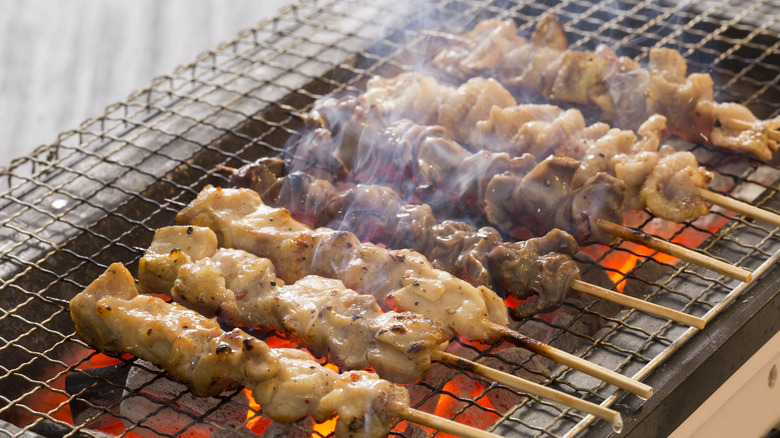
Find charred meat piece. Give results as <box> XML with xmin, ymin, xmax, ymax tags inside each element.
<box><xmin>485</xmin><ymin>158</ymin><xmax>627</xmax><ymax>245</ymax></box>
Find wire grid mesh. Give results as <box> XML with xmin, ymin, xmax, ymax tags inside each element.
<box><xmin>0</xmin><ymin>0</ymin><xmax>779</xmax><ymax>437</ymax></box>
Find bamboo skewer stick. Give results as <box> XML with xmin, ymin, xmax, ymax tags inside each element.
<box><xmin>397</xmin><ymin>407</ymin><xmax>501</xmax><ymax>438</ymax></box>
<box><xmin>698</xmin><ymin>188</ymin><xmax>780</xmax><ymax>229</ymax></box>
<box><xmin>419</xmin><ymin>29</ymin><xmax>473</xmax><ymax>45</ymax></box>
<box><xmin>570</xmin><ymin>279</ymin><xmax>706</xmax><ymax>329</ymax></box>
<box><xmin>432</xmin><ymin>350</ymin><xmax>623</xmax><ymax>425</ymax></box>
<box><xmin>488</xmin><ymin>323</ymin><xmax>653</xmax><ymax>399</ymax></box>
<box><xmin>729</xmin><ymin>118</ymin><xmax>780</xmax><ymax>143</ymax></box>
<box><xmin>597</xmin><ymin>219</ymin><xmax>753</xmax><ymax>282</ymax></box>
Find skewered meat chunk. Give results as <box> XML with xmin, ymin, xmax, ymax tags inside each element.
<box><xmin>360</xmin><ymin>72</ymin><xmax>517</xmax><ymax>141</ymax></box>
<box><xmin>176</xmin><ymin>185</ymin><xmax>510</xmax><ymax>343</ymax></box>
<box><xmin>231</xmin><ymin>158</ymin><xmax>582</xmax><ymax>318</ymax></box>
<box><xmin>640</xmin><ymin>146</ymin><xmax>714</xmax><ymax>222</ymax></box>
<box><xmin>290</xmin><ymin>95</ymin><xmax>626</xmax><ymax>244</ymax></box>
<box><xmin>362</xmin><ymin>73</ymin><xmax>521</xmax><ymax>152</ymax></box>
<box><xmin>362</xmin><ymin>71</ymin><xmax>641</xmax><ymax>162</ymax></box>
<box><xmin>70</xmin><ymin>263</ymin><xmax>408</xmax><ymax>438</ymax></box>
<box><xmin>360</xmin><ymin>73</ymin><xmax>713</xmax><ymax>223</ymax></box>
<box><xmin>576</xmin><ymin>115</ymin><xmax>713</xmax><ymax>221</ymax></box>
<box><xmin>138</xmin><ymin>225</ymin><xmax>449</xmax><ymax>383</ymax></box>
<box><xmin>475</xmin><ymin>103</ymin><xmax>610</xmax><ymax>158</ymax></box>
<box><xmin>428</xmin><ymin>14</ymin><xmax>779</xmax><ymax>160</ymax></box>
<box><xmin>483</xmin><ymin>156</ymin><xmax>624</xmax><ymax>244</ymax></box>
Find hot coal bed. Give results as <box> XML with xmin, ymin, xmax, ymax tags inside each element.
<box><xmin>1</xmin><ymin>1</ymin><xmax>779</xmax><ymax>437</ymax></box>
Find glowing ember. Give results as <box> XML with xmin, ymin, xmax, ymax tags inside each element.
<box><xmin>432</xmin><ymin>375</ymin><xmax>499</xmax><ymax>437</ymax></box>
<box><xmin>18</xmin><ymin>348</ymin><xmax>143</xmax><ymax>437</ymax></box>
<box><xmin>244</xmin><ymin>389</ymin><xmax>271</xmax><ymax>434</ymax></box>
<box><xmin>312</xmin><ymin>417</ymin><xmax>339</xmax><ymax>437</ymax></box>
<box><xmin>581</xmin><ymin>207</ymin><xmax>733</xmax><ymax>293</ymax></box>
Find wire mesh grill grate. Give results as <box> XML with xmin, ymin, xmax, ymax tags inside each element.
<box><xmin>1</xmin><ymin>0</ymin><xmax>780</xmax><ymax>437</ymax></box>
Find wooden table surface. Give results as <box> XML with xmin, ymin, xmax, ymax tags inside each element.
<box><xmin>0</xmin><ymin>0</ymin><xmax>295</xmax><ymax>169</ymax></box>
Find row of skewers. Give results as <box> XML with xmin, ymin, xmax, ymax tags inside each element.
<box><xmin>287</xmin><ymin>67</ymin><xmax>777</xmax><ymax>279</ymax></box>
<box><xmin>426</xmin><ymin>14</ymin><xmax>780</xmax><ymax>161</ymax></box>
<box><xmin>68</xmin><ymin>14</ymin><xmax>780</xmax><ymax>438</ymax></box>
<box><xmin>71</xmin><ymin>194</ymin><xmax>626</xmax><ymax>438</ymax></box>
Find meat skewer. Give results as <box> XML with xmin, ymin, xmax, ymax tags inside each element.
<box><xmin>287</xmin><ymin>95</ymin><xmax>752</xmax><ymax>281</ymax></box>
<box><xmin>361</xmin><ymin>73</ymin><xmax>699</xmax><ymax>222</ymax></box>
<box><xmin>359</xmin><ymin>73</ymin><xmax>767</xmax><ymax>280</ymax></box>
<box><xmin>426</xmin><ymin>14</ymin><xmax>780</xmax><ymax>161</ymax></box>
<box><xmin>70</xmin><ymin>263</ymin><xmax>502</xmax><ymax>438</ymax></box>
<box><xmin>138</xmin><ymin>224</ymin><xmax>623</xmax><ymax>425</ymax></box>
<box><xmin>176</xmin><ymin>185</ymin><xmax>653</xmax><ymax>398</ymax></box>
<box><xmin>288</xmin><ymin>94</ymin><xmax>626</xmax><ymax>246</ymax></box>
<box><xmin>139</xmin><ymin>225</ymin><xmax>448</xmax><ymax>384</ymax></box>
<box><xmin>228</xmin><ymin>157</ymin><xmax>580</xmax><ymax>319</ymax></box>
<box><xmin>226</xmin><ymin>157</ymin><xmax>706</xmax><ymax>329</ymax></box>
<box><xmin>361</xmin><ymin>71</ymin><xmax>780</xmax><ymax>231</ymax></box>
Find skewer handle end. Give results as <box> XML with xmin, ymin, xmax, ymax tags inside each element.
<box><xmin>597</xmin><ymin>219</ymin><xmax>753</xmax><ymax>283</ymax></box>
<box><xmin>489</xmin><ymin>323</ymin><xmax>653</xmax><ymax>399</ymax></box>
<box><xmin>570</xmin><ymin>280</ymin><xmax>706</xmax><ymax>329</ymax></box>
<box><xmin>397</xmin><ymin>407</ymin><xmax>500</xmax><ymax>438</ymax></box>
<box><xmin>699</xmin><ymin>188</ymin><xmax>780</xmax><ymax>230</ymax></box>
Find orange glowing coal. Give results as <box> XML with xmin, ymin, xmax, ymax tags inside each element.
<box><xmin>583</xmin><ymin>213</ymin><xmax>732</xmax><ymax>292</ymax></box>
<box><xmin>431</xmin><ymin>375</ymin><xmax>499</xmax><ymax>437</ymax></box>
<box><xmin>244</xmin><ymin>389</ymin><xmax>271</xmax><ymax>434</ymax></box>
<box><xmin>19</xmin><ymin>348</ymin><xmax>144</xmax><ymax>437</ymax></box>
<box><xmin>312</xmin><ymin>417</ymin><xmax>339</xmax><ymax>437</ymax></box>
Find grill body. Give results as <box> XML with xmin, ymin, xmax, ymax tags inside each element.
<box><xmin>1</xmin><ymin>1</ymin><xmax>779</xmax><ymax>437</ymax></box>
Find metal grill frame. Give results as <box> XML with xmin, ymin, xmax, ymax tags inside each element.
<box><xmin>1</xmin><ymin>0</ymin><xmax>780</xmax><ymax>437</ymax></box>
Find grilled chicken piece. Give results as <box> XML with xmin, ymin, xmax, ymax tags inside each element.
<box><xmin>364</xmin><ymin>72</ymin><xmax>525</xmax><ymax>153</ymax></box>
<box><xmin>70</xmin><ymin>263</ymin><xmax>408</xmax><ymax>438</ymax></box>
<box><xmin>640</xmin><ymin>147</ymin><xmax>713</xmax><ymax>222</ymax></box>
<box><xmin>138</xmin><ymin>225</ymin><xmax>449</xmax><ymax>384</ymax></box>
<box><xmin>428</xmin><ymin>15</ymin><xmax>779</xmax><ymax>160</ymax></box>
<box><xmin>232</xmin><ymin>158</ymin><xmax>582</xmax><ymax>318</ymax></box>
<box><xmin>475</xmin><ymin>103</ymin><xmax>611</xmax><ymax>158</ymax></box>
<box><xmin>362</xmin><ymin>73</ymin><xmax>516</xmax><ymax>148</ymax></box>
<box><xmin>176</xmin><ymin>185</ymin><xmax>510</xmax><ymax>343</ymax></box>
<box><xmin>290</xmin><ymin>95</ymin><xmax>626</xmax><ymax>244</ymax></box>
<box><xmin>431</xmin><ymin>18</ymin><xmax>529</xmax><ymax>80</ymax></box>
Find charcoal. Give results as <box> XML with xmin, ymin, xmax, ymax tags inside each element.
<box><xmin>26</xmin><ymin>418</ymin><xmax>114</xmax><ymax>438</ymax></box>
<box><xmin>261</xmin><ymin>417</ymin><xmax>315</xmax><ymax>438</ymax></box>
<box><xmin>65</xmin><ymin>361</ymin><xmax>130</xmax><ymax>428</ymax></box>
<box><xmin>120</xmin><ymin>360</ymin><xmax>255</xmax><ymax>438</ymax></box>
